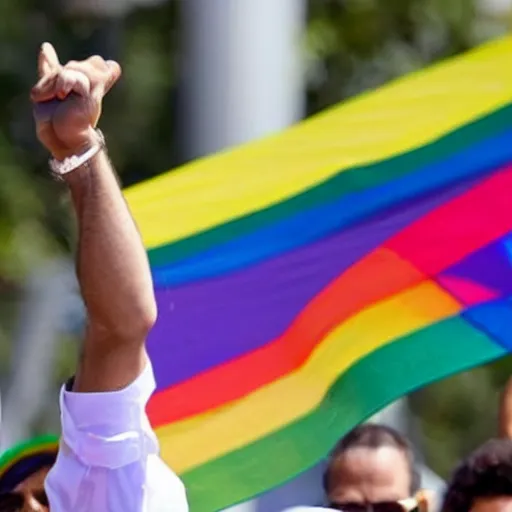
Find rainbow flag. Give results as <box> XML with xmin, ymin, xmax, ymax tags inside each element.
<box><xmin>125</xmin><ymin>35</ymin><xmax>512</xmax><ymax>511</ymax></box>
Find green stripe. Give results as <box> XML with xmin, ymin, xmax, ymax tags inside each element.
<box><xmin>181</xmin><ymin>317</ymin><xmax>506</xmax><ymax>512</ymax></box>
<box><xmin>149</xmin><ymin>104</ymin><xmax>512</xmax><ymax>267</ymax></box>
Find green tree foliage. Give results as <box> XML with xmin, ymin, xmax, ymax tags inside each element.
<box><xmin>305</xmin><ymin>0</ymin><xmax>510</xmax><ymax>113</ymax></box>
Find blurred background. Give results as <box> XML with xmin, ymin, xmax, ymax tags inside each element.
<box><xmin>1</xmin><ymin>0</ymin><xmax>512</xmax><ymax>509</ymax></box>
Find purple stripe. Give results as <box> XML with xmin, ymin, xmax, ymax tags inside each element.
<box><xmin>148</xmin><ymin>181</ymin><xmax>478</xmax><ymax>390</ymax></box>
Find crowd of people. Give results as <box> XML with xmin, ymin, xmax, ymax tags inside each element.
<box><xmin>296</xmin><ymin>420</ymin><xmax>512</xmax><ymax>511</ymax></box>
<box><xmin>1</xmin><ymin>44</ymin><xmax>512</xmax><ymax>512</ymax></box>
<box><xmin>286</xmin><ymin>378</ymin><xmax>512</xmax><ymax>511</ymax></box>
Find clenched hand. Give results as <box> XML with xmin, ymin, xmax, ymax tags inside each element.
<box><xmin>31</xmin><ymin>42</ymin><xmax>121</xmax><ymax>161</ymax></box>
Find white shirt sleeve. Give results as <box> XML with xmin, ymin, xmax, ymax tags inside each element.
<box><xmin>45</xmin><ymin>363</ymin><xmax>189</xmax><ymax>512</ymax></box>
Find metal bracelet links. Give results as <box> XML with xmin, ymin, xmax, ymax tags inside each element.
<box><xmin>49</xmin><ymin>129</ymin><xmax>106</xmax><ymax>177</ymax></box>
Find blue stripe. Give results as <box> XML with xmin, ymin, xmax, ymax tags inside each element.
<box><xmin>153</xmin><ymin>129</ymin><xmax>512</xmax><ymax>288</ymax></box>
<box><xmin>464</xmin><ymin>296</ymin><xmax>512</xmax><ymax>352</ymax></box>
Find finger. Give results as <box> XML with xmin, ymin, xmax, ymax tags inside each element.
<box><xmin>65</xmin><ymin>57</ymin><xmax>121</xmax><ymax>84</ymax></box>
<box><xmin>42</xmin><ymin>42</ymin><xmax>60</xmax><ymax>69</ymax></box>
<box><xmin>55</xmin><ymin>69</ymin><xmax>91</xmax><ymax>99</ymax></box>
<box><xmin>30</xmin><ymin>73</ymin><xmax>59</xmax><ymax>103</ymax></box>
<box><xmin>91</xmin><ymin>60</ymin><xmax>121</xmax><ymax>103</ymax></box>
<box><xmin>64</xmin><ymin>61</ymin><xmax>104</xmax><ymax>103</ymax></box>
<box><xmin>63</xmin><ymin>58</ymin><xmax>121</xmax><ymax>102</ymax></box>
<box><xmin>65</xmin><ymin>56</ymin><xmax>109</xmax><ymax>78</ymax></box>
<box><xmin>104</xmin><ymin>60</ymin><xmax>122</xmax><ymax>93</ymax></box>
<box><xmin>38</xmin><ymin>42</ymin><xmax>60</xmax><ymax>78</ymax></box>
<box><xmin>88</xmin><ymin>59</ymin><xmax>122</xmax><ymax>98</ymax></box>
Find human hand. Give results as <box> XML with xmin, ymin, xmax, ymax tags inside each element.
<box><xmin>31</xmin><ymin>42</ymin><xmax>121</xmax><ymax>161</ymax></box>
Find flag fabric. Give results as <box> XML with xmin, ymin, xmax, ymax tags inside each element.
<box><xmin>125</xmin><ymin>36</ymin><xmax>512</xmax><ymax>511</ymax></box>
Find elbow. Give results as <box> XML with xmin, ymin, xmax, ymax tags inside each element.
<box><xmin>91</xmin><ymin>297</ymin><xmax>158</xmax><ymax>344</ymax></box>
<box><xmin>139</xmin><ymin>300</ymin><xmax>158</xmax><ymax>334</ymax></box>
<box><xmin>127</xmin><ymin>299</ymin><xmax>158</xmax><ymax>340</ymax></box>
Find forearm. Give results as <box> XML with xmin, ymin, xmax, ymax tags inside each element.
<box><xmin>31</xmin><ymin>48</ymin><xmax>156</xmax><ymax>392</ymax></box>
<box><xmin>65</xmin><ymin>148</ymin><xmax>156</xmax><ymax>369</ymax></box>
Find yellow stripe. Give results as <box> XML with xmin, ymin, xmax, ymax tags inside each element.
<box><xmin>127</xmin><ymin>36</ymin><xmax>512</xmax><ymax>249</ymax></box>
<box><xmin>156</xmin><ymin>280</ymin><xmax>461</xmax><ymax>472</ymax></box>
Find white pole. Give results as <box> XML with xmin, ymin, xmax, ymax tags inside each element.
<box><xmin>179</xmin><ymin>0</ymin><xmax>306</xmax><ymax>161</ymax></box>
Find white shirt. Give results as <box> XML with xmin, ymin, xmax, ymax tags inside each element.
<box><xmin>282</xmin><ymin>508</ymin><xmax>338</xmax><ymax>511</ymax></box>
<box><xmin>44</xmin><ymin>364</ymin><xmax>189</xmax><ymax>512</ymax></box>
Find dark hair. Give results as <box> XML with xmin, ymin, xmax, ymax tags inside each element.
<box><xmin>443</xmin><ymin>438</ymin><xmax>512</xmax><ymax>512</ymax></box>
<box><xmin>323</xmin><ymin>423</ymin><xmax>419</xmax><ymax>494</ymax></box>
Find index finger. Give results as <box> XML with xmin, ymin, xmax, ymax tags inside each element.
<box><xmin>38</xmin><ymin>42</ymin><xmax>60</xmax><ymax>78</ymax></box>
<box><xmin>65</xmin><ymin>59</ymin><xmax>122</xmax><ymax>100</ymax></box>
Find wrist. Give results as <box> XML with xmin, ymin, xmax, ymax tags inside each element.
<box><xmin>50</xmin><ymin>128</ymin><xmax>100</xmax><ymax>161</ymax></box>
<box><xmin>49</xmin><ymin>129</ymin><xmax>106</xmax><ymax>179</ymax></box>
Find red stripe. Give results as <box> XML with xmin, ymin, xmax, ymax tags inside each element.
<box><xmin>148</xmin><ymin>165</ymin><xmax>512</xmax><ymax>427</ymax></box>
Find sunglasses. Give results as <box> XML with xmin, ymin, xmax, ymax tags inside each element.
<box><xmin>328</xmin><ymin>497</ymin><xmax>420</xmax><ymax>512</ymax></box>
<box><xmin>0</xmin><ymin>490</ymin><xmax>49</xmax><ymax>511</ymax></box>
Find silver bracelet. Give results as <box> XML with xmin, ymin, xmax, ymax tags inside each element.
<box><xmin>49</xmin><ymin>129</ymin><xmax>106</xmax><ymax>177</ymax></box>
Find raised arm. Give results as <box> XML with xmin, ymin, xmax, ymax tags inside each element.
<box><xmin>31</xmin><ymin>44</ymin><xmax>188</xmax><ymax>511</ymax></box>
<box><xmin>32</xmin><ymin>43</ymin><xmax>155</xmax><ymax>392</ymax></box>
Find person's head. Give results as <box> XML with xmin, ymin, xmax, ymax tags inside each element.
<box><xmin>443</xmin><ymin>438</ymin><xmax>512</xmax><ymax>512</ymax></box>
<box><xmin>323</xmin><ymin>423</ymin><xmax>420</xmax><ymax>511</ymax></box>
<box><xmin>0</xmin><ymin>435</ymin><xmax>58</xmax><ymax>511</ymax></box>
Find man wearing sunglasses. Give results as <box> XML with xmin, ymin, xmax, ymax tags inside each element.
<box><xmin>0</xmin><ymin>42</ymin><xmax>189</xmax><ymax>511</ymax></box>
<box><xmin>322</xmin><ymin>424</ymin><xmax>431</xmax><ymax>512</ymax></box>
